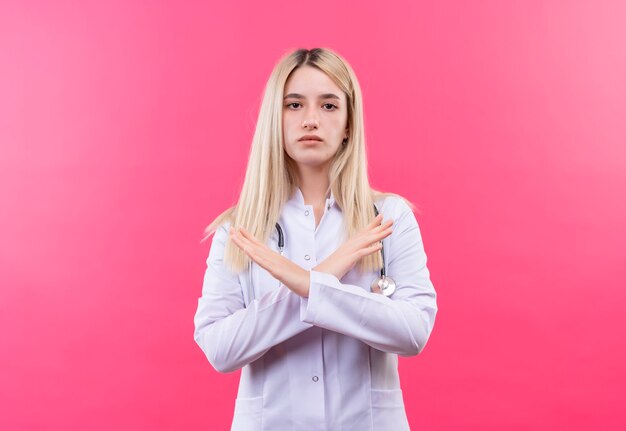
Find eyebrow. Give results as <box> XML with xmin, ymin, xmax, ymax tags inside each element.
<box><xmin>283</xmin><ymin>93</ymin><xmax>341</xmax><ymax>101</ymax></box>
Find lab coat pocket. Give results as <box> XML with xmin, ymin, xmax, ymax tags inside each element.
<box><xmin>371</xmin><ymin>389</ymin><xmax>410</xmax><ymax>430</ymax></box>
<box><xmin>231</xmin><ymin>396</ymin><xmax>263</xmax><ymax>431</ymax></box>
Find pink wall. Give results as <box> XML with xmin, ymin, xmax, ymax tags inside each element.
<box><xmin>1</xmin><ymin>0</ymin><xmax>625</xmax><ymax>429</ymax></box>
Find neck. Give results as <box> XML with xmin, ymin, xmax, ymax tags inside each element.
<box><xmin>295</xmin><ymin>165</ymin><xmax>331</xmax><ymax>206</ymax></box>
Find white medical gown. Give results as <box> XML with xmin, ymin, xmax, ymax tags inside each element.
<box><xmin>194</xmin><ymin>187</ymin><xmax>438</xmax><ymax>430</ymax></box>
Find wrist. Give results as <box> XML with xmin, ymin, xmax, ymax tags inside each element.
<box><xmin>287</xmin><ymin>267</ymin><xmax>310</xmax><ymax>298</ymax></box>
<box><xmin>302</xmin><ymin>268</ymin><xmax>310</xmax><ymax>298</ymax></box>
<box><xmin>314</xmin><ymin>267</ymin><xmax>344</xmax><ymax>281</ymax></box>
<box><xmin>280</xmin><ymin>263</ymin><xmax>310</xmax><ymax>298</ymax></box>
<box><xmin>313</xmin><ymin>263</ymin><xmax>338</xmax><ymax>279</ymax></box>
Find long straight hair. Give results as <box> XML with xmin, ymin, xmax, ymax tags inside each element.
<box><xmin>202</xmin><ymin>47</ymin><xmax>414</xmax><ymax>274</ymax></box>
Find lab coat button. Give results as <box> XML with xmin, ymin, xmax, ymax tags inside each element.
<box><xmin>304</xmin><ymin>210</ymin><xmax>310</xmax><ymax>216</ymax></box>
<box><xmin>312</xmin><ymin>376</ymin><xmax>319</xmax><ymax>382</ymax></box>
<box><xmin>304</xmin><ymin>255</ymin><xmax>311</xmax><ymax>261</ymax></box>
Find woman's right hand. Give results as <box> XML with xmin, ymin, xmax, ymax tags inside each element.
<box><xmin>313</xmin><ymin>214</ymin><xmax>394</xmax><ymax>280</ymax></box>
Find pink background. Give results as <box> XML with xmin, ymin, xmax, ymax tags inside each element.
<box><xmin>1</xmin><ymin>0</ymin><xmax>625</xmax><ymax>430</ymax></box>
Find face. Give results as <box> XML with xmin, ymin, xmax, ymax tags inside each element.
<box><xmin>282</xmin><ymin>66</ymin><xmax>349</xmax><ymax>170</ymax></box>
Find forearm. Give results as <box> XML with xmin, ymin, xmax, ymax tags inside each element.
<box><xmin>300</xmin><ymin>270</ymin><xmax>437</xmax><ymax>356</ymax></box>
<box><xmin>194</xmin><ymin>284</ymin><xmax>313</xmax><ymax>373</ymax></box>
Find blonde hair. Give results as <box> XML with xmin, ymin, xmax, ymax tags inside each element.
<box><xmin>202</xmin><ymin>47</ymin><xmax>415</xmax><ymax>274</ymax></box>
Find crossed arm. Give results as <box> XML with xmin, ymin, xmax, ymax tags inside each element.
<box><xmin>193</xmin><ymin>203</ymin><xmax>437</xmax><ymax>373</ymax></box>
<box><xmin>228</xmin><ymin>213</ymin><xmax>393</xmax><ymax>298</ymax></box>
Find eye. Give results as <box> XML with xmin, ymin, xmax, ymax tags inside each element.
<box><xmin>286</xmin><ymin>102</ymin><xmax>301</xmax><ymax>109</ymax></box>
<box><xmin>323</xmin><ymin>103</ymin><xmax>338</xmax><ymax>111</ymax></box>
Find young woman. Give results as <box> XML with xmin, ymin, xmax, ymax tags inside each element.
<box><xmin>194</xmin><ymin>47</ymin><xmax>437</xmax><ymax>430</ymax></box>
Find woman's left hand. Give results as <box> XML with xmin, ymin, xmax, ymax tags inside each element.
<box><xmin>229</xmin><ymin>226</ymin><xmax>311</xmax><ymax>297</ymax></box>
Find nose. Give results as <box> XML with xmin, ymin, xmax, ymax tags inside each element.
<box><xmin>302</xmin><ymin>104</ymin><xmax>319</xmax><ymax>129</ymax></box>
<box><xmin>302</xmin><ymin>118</ymin><xmax>319</xmax><ymax>129</ymax></box>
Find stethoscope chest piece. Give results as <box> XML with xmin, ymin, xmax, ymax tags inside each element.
<box><xmin>371</xmin><ymin>275</ymin><xmax>396</xmax><ymax>297</ymax></box>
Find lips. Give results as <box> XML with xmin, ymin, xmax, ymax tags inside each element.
<box><xmin>299</xmin><ymin>135</ymin><xmax>323</xmax><ymax>141</ymax></box>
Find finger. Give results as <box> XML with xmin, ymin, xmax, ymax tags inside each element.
<box><xmin>239</xmin><ymin>227</ymin><xmax>264</xmax><ymax>246</ymax></box>
<box><xmin>240</xmin><ymin>236</ymin><xmax>283</xmax><ymax>276</ymax></box>
<box><xmin>361</xmin><ymin>219</ymin><xmax>393</xmax><ymax>240</ymax></box>
<box><xmin>232</xmin><ymin>228</ymin><xmax>279</xmax><ymax>267</ymax></box>
<box><xmin>231</xmin><ymin>228</ymin><xmax>256</xmax><ymax>254</ymax></box>
<box><xmin>371</xmin><ymin>218</ymin><xmax>394</xmax><ymax>232</ymax></box>
<box><xmin>363</xmin><ymin>220</ymin><xmax>393</xmax><ymax>238</ymax></box>
<box><xmin>231</xmin><ymin>227</ymin><xmax>253</xmax><ymax>246</ymax></box>
<box><xmin>359</xmin><ymin>241</ymin><xmax>383</xmax><ymax>258</ymax></box>
<box><xmin>361</xmin><ymin>227</ymin><xmax>393</xmax><ymax>247</ymax></box>
<box><xmin>366</xmin><ymin>226</ymin><xmax>393</xmax><ymax>244</ymax></box>
<box><xmin>229</xmin><ymin>230</ymin><xmax>244</xmax><ymax>250</ymax></box>
<box><xmin>367</xmin><ymin>213</ymin><xmax>383</xmax><ymax>228</ymax></box>
<box><xmin>229</xmin><ymin>226</ymin><xmax>239</xmax><ymax>241</ymax></box>
<box><xmin>371</xmin><ymin>282</ymin><xmax>382</xmax><ymax>294</ymax></box>
<box><xmin>240</xmin><ymin>240</ymin><xmax>258</xmax><ymax>260</ymax></box>
<box><xmin>230</xmin><ymin>229</ymin><xmax>247</xmax><ymax>250</ymax></box>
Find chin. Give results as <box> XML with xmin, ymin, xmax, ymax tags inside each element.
<box><xmin>293</xmin><ymin>157</ymin><xmax>332</xmax><ymax>168</ymax></box>
<box><xmin>285</xmin><ymin>147</ymin><xmax>336</xmax><ymax>168</ymax></box>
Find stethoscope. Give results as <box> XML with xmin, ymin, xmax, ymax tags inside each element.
<box><xmin>245</xmin><ymin>205</ymin><xmax>396</xmax><ymax>304</ymax></box>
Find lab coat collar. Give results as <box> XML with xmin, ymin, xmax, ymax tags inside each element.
<box><xmin>290</xmin><ymin>186</ymin><xmax>336</xmax><ymax>210</ymax></box>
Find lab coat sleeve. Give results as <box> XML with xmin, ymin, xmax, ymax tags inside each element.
<box><xmin>194</xmin><ymin>223</ymin><xmax>313</xmax><ymax>373</ymax></box>
<box><xmin>299</xmin><ymin>198</ymin><xmax>437</xmax><ymax>356</ymax></box>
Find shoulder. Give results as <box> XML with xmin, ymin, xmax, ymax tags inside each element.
<box><xmin>202</xmin><ymin>206</ymin><xmax>236</xmax><ymax>244</ymax></box>
<box><xmin>374</xmin><ymin>192</ymin><xmax>416</xmax><ymax>221</ymax></box>
<box><xmin>207</xmin><ymin>219</ymin><xmax>234</xmax><ymax>256</ymax></box>
<box><xmin>374</xmin><ymin>193</ymin><xmax>426</xmax><ymax>243</ymax></box>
